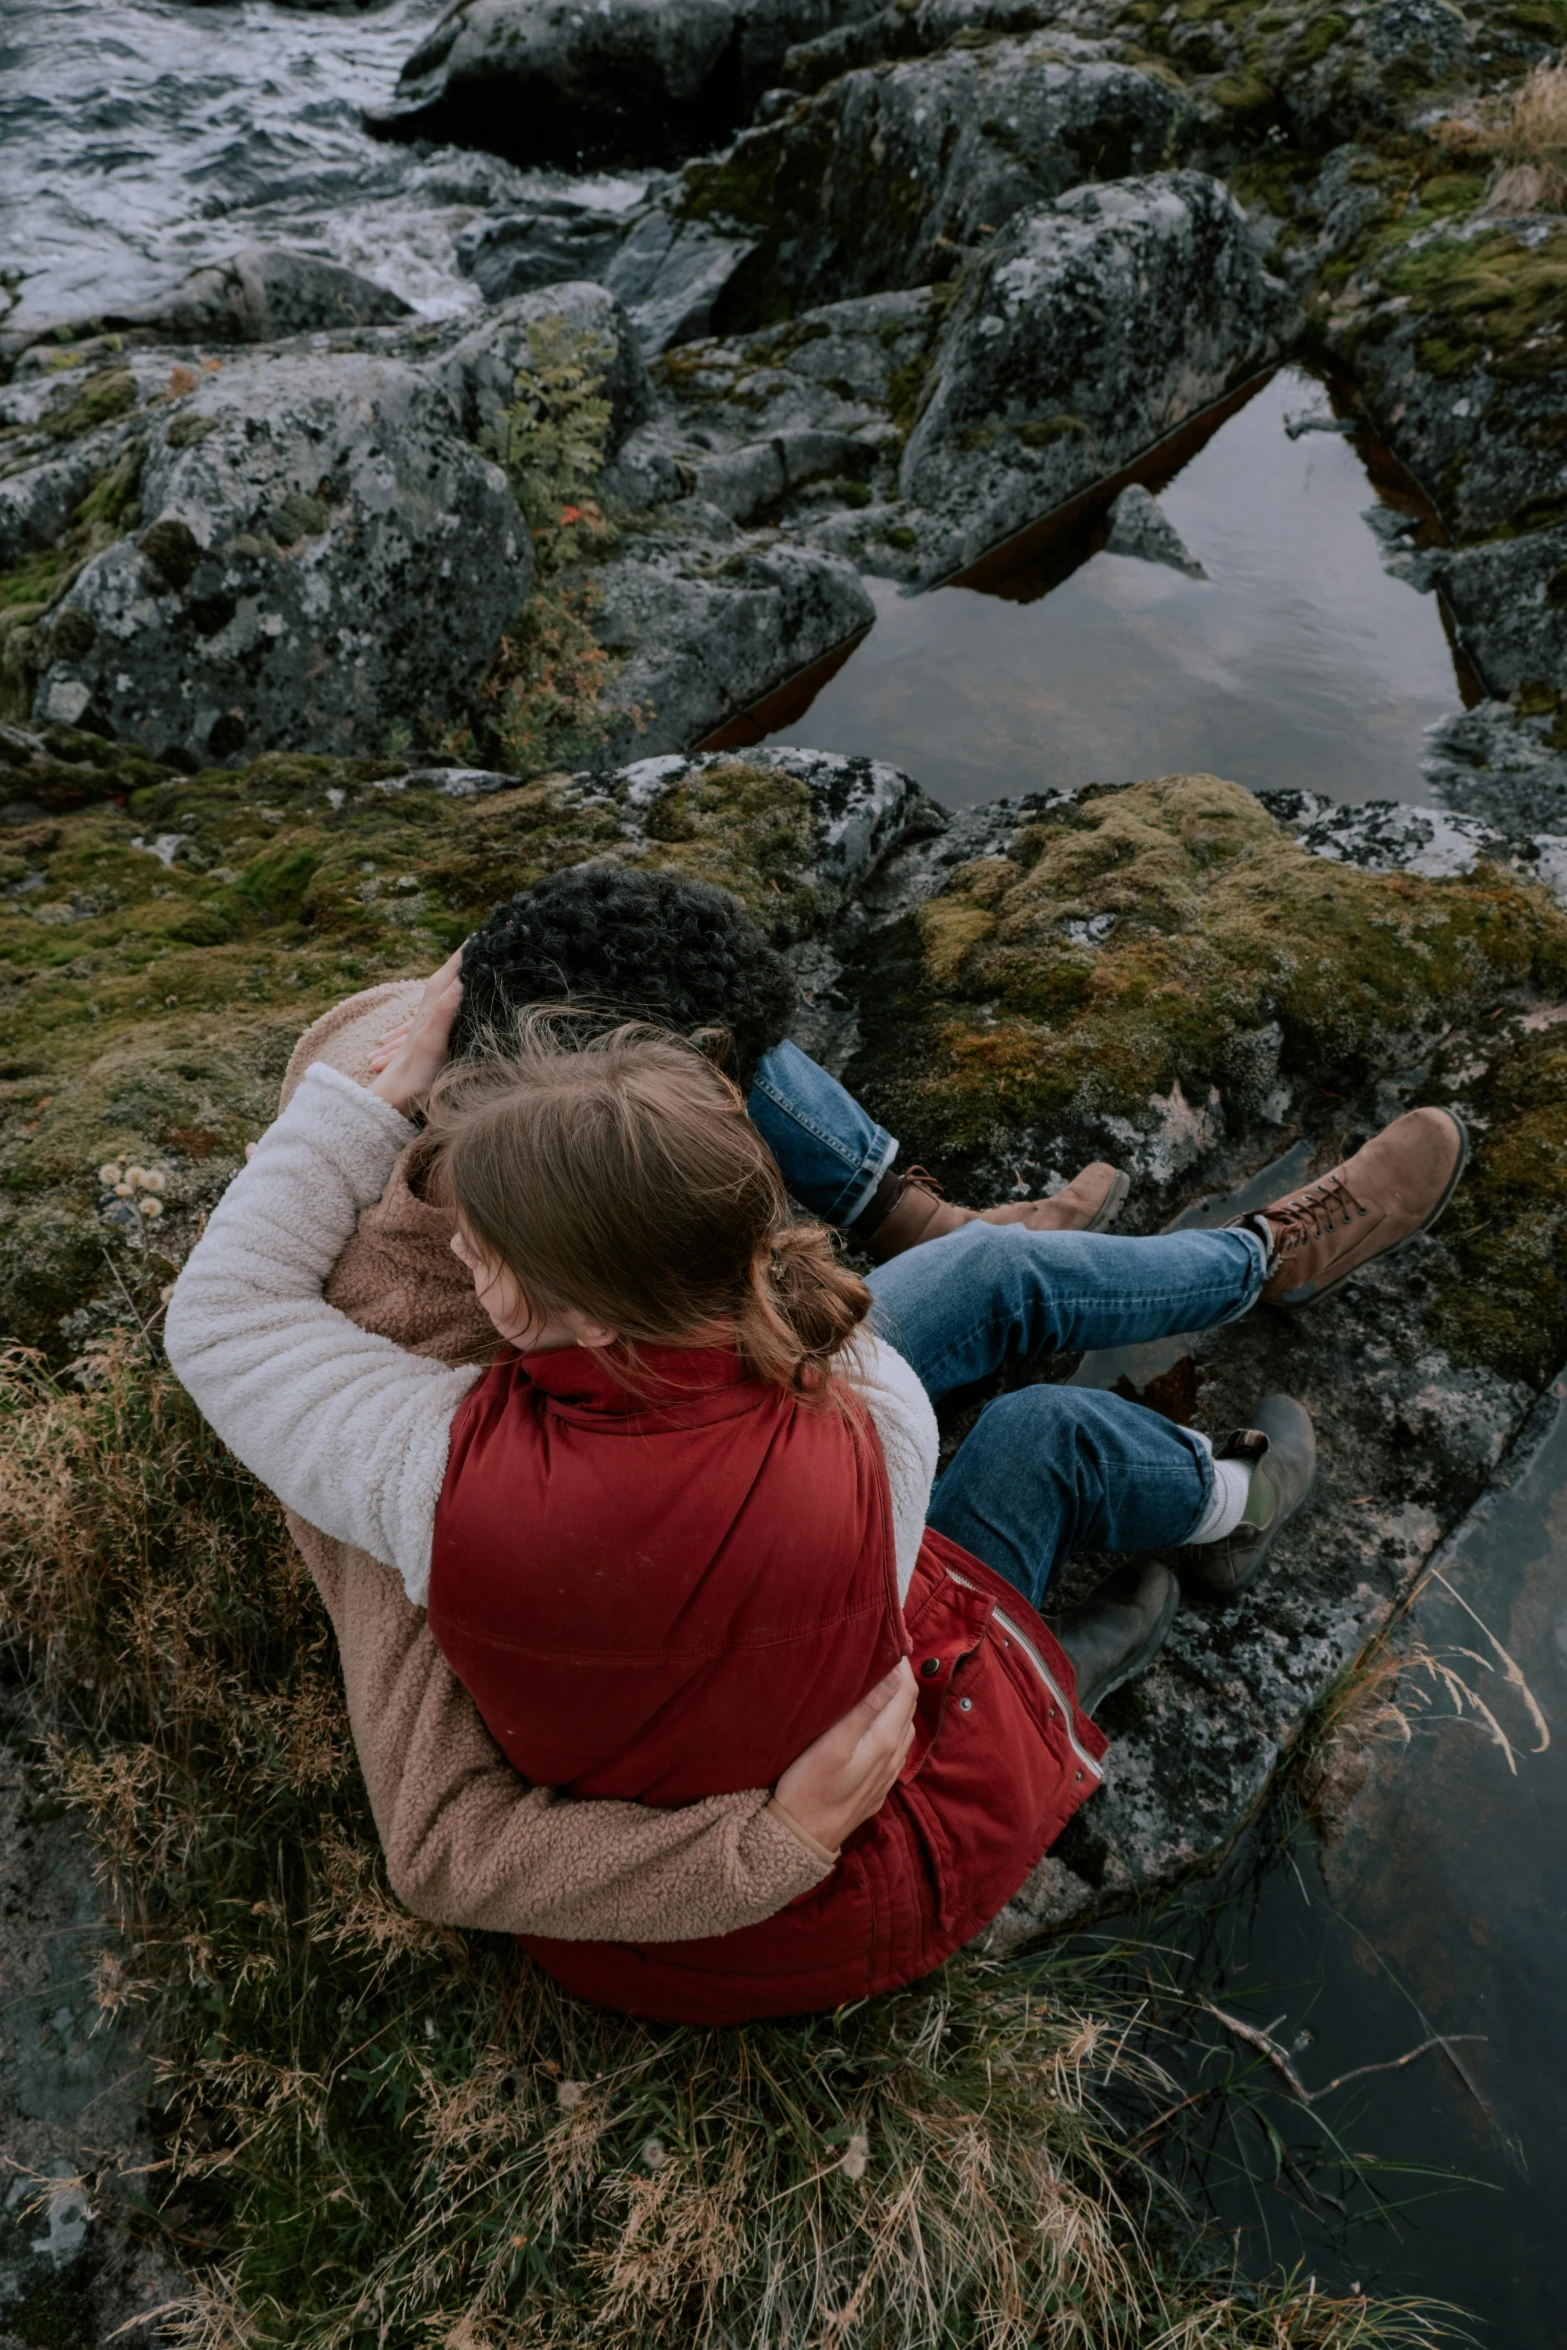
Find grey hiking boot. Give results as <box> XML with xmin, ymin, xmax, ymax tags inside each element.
<box><xmin>1179</xmin><ymin>1395</ymin><xmax>1317</xmax><ymax>1601</ymax></box>
<box><xmin>1050</xmin><ymin>1559</ymin><xmax>1179</xmax><ymax>1716</ymax></box>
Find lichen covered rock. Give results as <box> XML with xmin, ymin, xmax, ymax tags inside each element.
<box><xmin>437</xmin><ymin>280</ymin><xmax>653</xmax><ymax>456</ymax></box>
<box><xmin>900</xmin><ymin>173</ymin><xmax>1292</xmax><ymax>577</ymax></box>
<box><xmin>594</xmin><ymin>531</ymin><xmax>875</xmax><ymax>753</ymax></box>
<box><xmin>678</xmin><ymin>32</ymin><xmax>1182</xmax><ymax>322</ymax></box>
<box><xmin>30</xmin><ymin>353</ymin><xmax>532</xmax><ymax>766</ymax></box>
<box><xmin>1434</xmin><ymin>522</ymin><xmax>1567</xmax><ymax>697</ymax></box>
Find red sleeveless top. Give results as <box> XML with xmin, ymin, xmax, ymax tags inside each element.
<box><xmin>427</xmin><ymin>1342</ymin><xmax>1105</xmax><ymax>2022</ymax></box>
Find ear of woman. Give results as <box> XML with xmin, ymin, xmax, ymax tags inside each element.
<box><xmin>449</xmin><ymin>1220</ymin><xmax>620</xmax><ymax>1356</ymax></box>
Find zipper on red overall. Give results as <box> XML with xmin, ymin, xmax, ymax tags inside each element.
<box><xmin>943</xmin><ymin>1568</ymin><xmax>1103</xmax><ymax>1783</ymax></box>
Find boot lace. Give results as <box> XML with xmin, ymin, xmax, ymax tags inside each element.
<box><xmin>1266</xmin><ymin>1169</ymin><xmax>1368</xmax><ymax>1256</ymax></box>
<box><xmin>894</xmin><ymin>1163</ymin><xmax>947</xmax><ymax>1204</ymax></box>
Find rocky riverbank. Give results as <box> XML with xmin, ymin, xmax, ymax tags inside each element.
<box><xmin>6</xmin><ymin>1</ymin><xmax>1567</xmax><ymax>2339</ymax></box>
<box><xmin>6</xmin><ymin>1</ymin><xmax>1567</xmax><ymax>801</ymax></box>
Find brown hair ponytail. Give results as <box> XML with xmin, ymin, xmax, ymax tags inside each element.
<box><xmin>739</xmin><ymin>1222</ymin><xmax>871</xmax><ymax>1397</ymax></box>
<box><xmin>422</xmin><ymin>1009</ymin><xmax>871</xmax><ymax>1405</ymax></box>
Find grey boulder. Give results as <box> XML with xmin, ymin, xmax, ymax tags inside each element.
<box><xmin>901</xmin><ymin>173</ymin><xmax>1292</xmax><ymax>580</ymax></box>
<box><xmin>675</xmin><ymin>34</ymin><xmax>1181</xmax><ymax>321</ymax></box>
<box><xmin>1432</xmin><ymin>526</ymin><xmax>1567</xmax><ymax>699</ymax></box>
<box><xmin>32</xmin><ymin>354</ymin><xmax>531</xmax><ymax>766</ymax></box>
<box><xmin>103</xmin><ymin>247</ymin><xmax>412</xmax><ymax>346</ymax></box>
<box><xmin>594</xmin><ymin>531</ymin><xmax>874</xmax><ymax>756</ymax></box>
<box><xmin>603</xmin><ymin>214</ymin><xmax>759</xmax><ymax>354</ymax></box>
<box><xmin>1422</xmin><ymin>699</ymin><xmax>1567</xmax><ymax>837</ymax></box>
<box><xmin>368</xmin><ymin>0</ymin><xmax>883</xmax><ymax>168</ymax></box>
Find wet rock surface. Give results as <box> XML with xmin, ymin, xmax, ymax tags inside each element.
<box><xmin>102</xmin><ymin>246</ymin><xmax>413</xmax><ymax>349</ymax></box>
<box><xmin>0</xmin><ymin>1714</ymin><xmax>181</xmax><ymax>2350</ymax></box>
<box><xmin>1421</xmin><ymin>701</ymin><xmax>1567</xmax><ymax>837</ymax></box>
<box><xmin>367</xmin><ymin>0</ymin><xmax>884</xmax><ymax>166</ymax></box>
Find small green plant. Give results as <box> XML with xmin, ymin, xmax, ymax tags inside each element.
<box><xmin>461</xmin><ymin>318</ymin><xmax>631</xmax><ymax>777</ymax></box>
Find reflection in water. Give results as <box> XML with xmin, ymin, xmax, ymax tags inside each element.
<box><xmin>765</xmin><ymin>370</ymin><xmax>1466</xmax><ymax>808</ymax></box>
<box><xmin>1098</xmin><ymin>1381</ymin><xmax>1567</xmax><ymax>2346</ymax></box>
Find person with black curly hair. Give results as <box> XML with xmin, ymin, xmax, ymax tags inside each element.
<box><xmin>375</xmin><ymin>864</ymin><xmax>1129</xmax><ymax>1257</ymax></box>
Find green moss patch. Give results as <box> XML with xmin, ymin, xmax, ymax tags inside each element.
<box><xmin>1379</xmin><ymin>225</ymin><xmax>1567</xmax><ymax>383</ymax></box>
<box><xmin>0</xmin><ymin>747</ymin><xmax>839</xmax><ymax>1352</ymax></box>
<box><xmin>844</xmin><ymin>775</ymin><xmax>1567</xmax><ymax>1380</ymax></box>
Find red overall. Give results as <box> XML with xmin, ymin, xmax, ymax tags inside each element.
<box><xmin>427</xmin><ymin>1343</ymin><xmax>1106</xmax><ymax>2024</ymax></box>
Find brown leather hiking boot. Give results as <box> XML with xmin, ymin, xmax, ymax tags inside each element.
<box><xmin>861</xmin><ymin>1161</ymin><xmax>1130</xmax><ymax>1264</ymax></box>
<box><xmin>1250</xmin><ymin>1107</ymin><xmax>1470</xmax><ymax>1308</ymax></box>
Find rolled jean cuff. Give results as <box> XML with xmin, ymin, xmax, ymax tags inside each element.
<box><xmin>1214</xmin><ymin>1222</ymin><xmax>1270</xmax><ymax>1318</ymax></box>
<box><xmin>747</xmin><ymin>1040</ymin><xmax>899</xmax><ymax>1227</ymax></box>
<box><xmin>839</xmin><ymin>1131</ymin><xmax>898</xmax><ymax>1226</ymax></box>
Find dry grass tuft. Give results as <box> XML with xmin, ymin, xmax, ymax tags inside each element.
<box><xmin>1434</xmin><ymin>60</ymin><xmax>1567</xmax><ymax>213</ymax></box>
<box><xmin>0</xmin><ymin>1338</ymin><xmax>1461</xmax><ymax>2347</ymax></box>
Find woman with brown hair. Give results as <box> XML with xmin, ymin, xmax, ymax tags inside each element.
<box><xmin>166</xmin><ymin>952</ymin><xmax>1464</xmax><ymax>2021</ymax></box>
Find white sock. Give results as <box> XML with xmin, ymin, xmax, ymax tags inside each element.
<box><xmin>1242</xmin><ymin>1210</ymin><xmax>1280</xmax><ymax>1274</ymax></box>
<box><xmin>1186</xmin><ymin>1431</ymin><xmax>1253</xmax><ymax>1544</ymax></box>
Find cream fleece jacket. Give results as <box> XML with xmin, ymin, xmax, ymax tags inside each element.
<box><xmin>164</xmin><ymin>986</ymin><xmax>936</xmax><ymax>1943</ymax></box>
<box><xmin>166</xmin><ymin>1076</ymin><xmax>937</xmax><ymax>1607</ymax></box>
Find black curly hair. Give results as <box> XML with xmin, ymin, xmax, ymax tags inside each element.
<box><xmin>452</xmin><ymin>864</ymin><xmax>796</xmax><ymax>1092</ymax></box>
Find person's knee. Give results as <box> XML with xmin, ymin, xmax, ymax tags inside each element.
<box><xmin>930</xmin><ymin>1218</ymin><xmax>1033</xmax><ymax>1293</ymax></box>
<box><xmin>971</xmin><ymin>1381</ymin><xmax>1085</xmax><ymax>1454</ymax></box>
<box><xmin>974</xmin><ymin>1383</ymin><xmax>1126</xmax><ymax>1485</ymax></box>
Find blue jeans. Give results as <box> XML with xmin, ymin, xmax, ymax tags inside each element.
<box><xmin>741</xmin><ymin>1047</ymin><xmax>1267</xmax><ymax>1610</ymax></box>
<box><xmin>867</xmin><ymin>1223</ymin><xmax>1269</xmax><ymax>1612</ymax></box>
<box><xmin>748</xmin><ymin>1040</ymin><xmax>895</xmax><ymax>1227</ymax></box>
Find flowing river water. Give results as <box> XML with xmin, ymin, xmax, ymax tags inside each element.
<box><xmin>1</xmin><ymin>8</ymin><xmax>1555</xmax><ymax>2340</ymax></box>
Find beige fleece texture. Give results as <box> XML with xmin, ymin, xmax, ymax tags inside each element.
<box><xmin>277</xmin><ymin>984</ymin><xmax>834</xmax><ymax>1940</ymax></box>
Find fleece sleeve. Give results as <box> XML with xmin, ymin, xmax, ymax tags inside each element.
<box><xmin>848</xmin><ymin>1334</ymin><xmax>940</xmax><ymax>1599</ymax></box>
<box><xmin>293</xmin><ymin>1515</ymin><xmax>836</xmax><ymax>1938</ymax></box>
<box><xmin>164</xmin><ymin>1061</ymin><xmax>478</xmax><ymax>1604</ymax></box>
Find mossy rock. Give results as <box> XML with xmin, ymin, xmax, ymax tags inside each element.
<box><xmin>0</xmin><ymin>749</ymin><xmax>826</xmax><ymax>1351</ymax></box>
<box><xmin>1378</xmin><ymin>224</ymin><xmax>1567</xmax><ymax>385</ymax></box>
<box><xmin>842</xmin><ymin>774</ymin><xmax>1567</xmax><ymax>1381</ymax></box>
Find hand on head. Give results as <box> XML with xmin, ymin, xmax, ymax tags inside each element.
<box><xmin>368</xmin><ymin>951</ymin><xmax>464</xmax><ymax>1118</ymax></box>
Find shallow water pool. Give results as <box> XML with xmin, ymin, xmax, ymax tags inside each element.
<box><xmin>764</xmin><ymin>369</ymin><xmax>1470</xmax><ymax>808</ymax></box>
